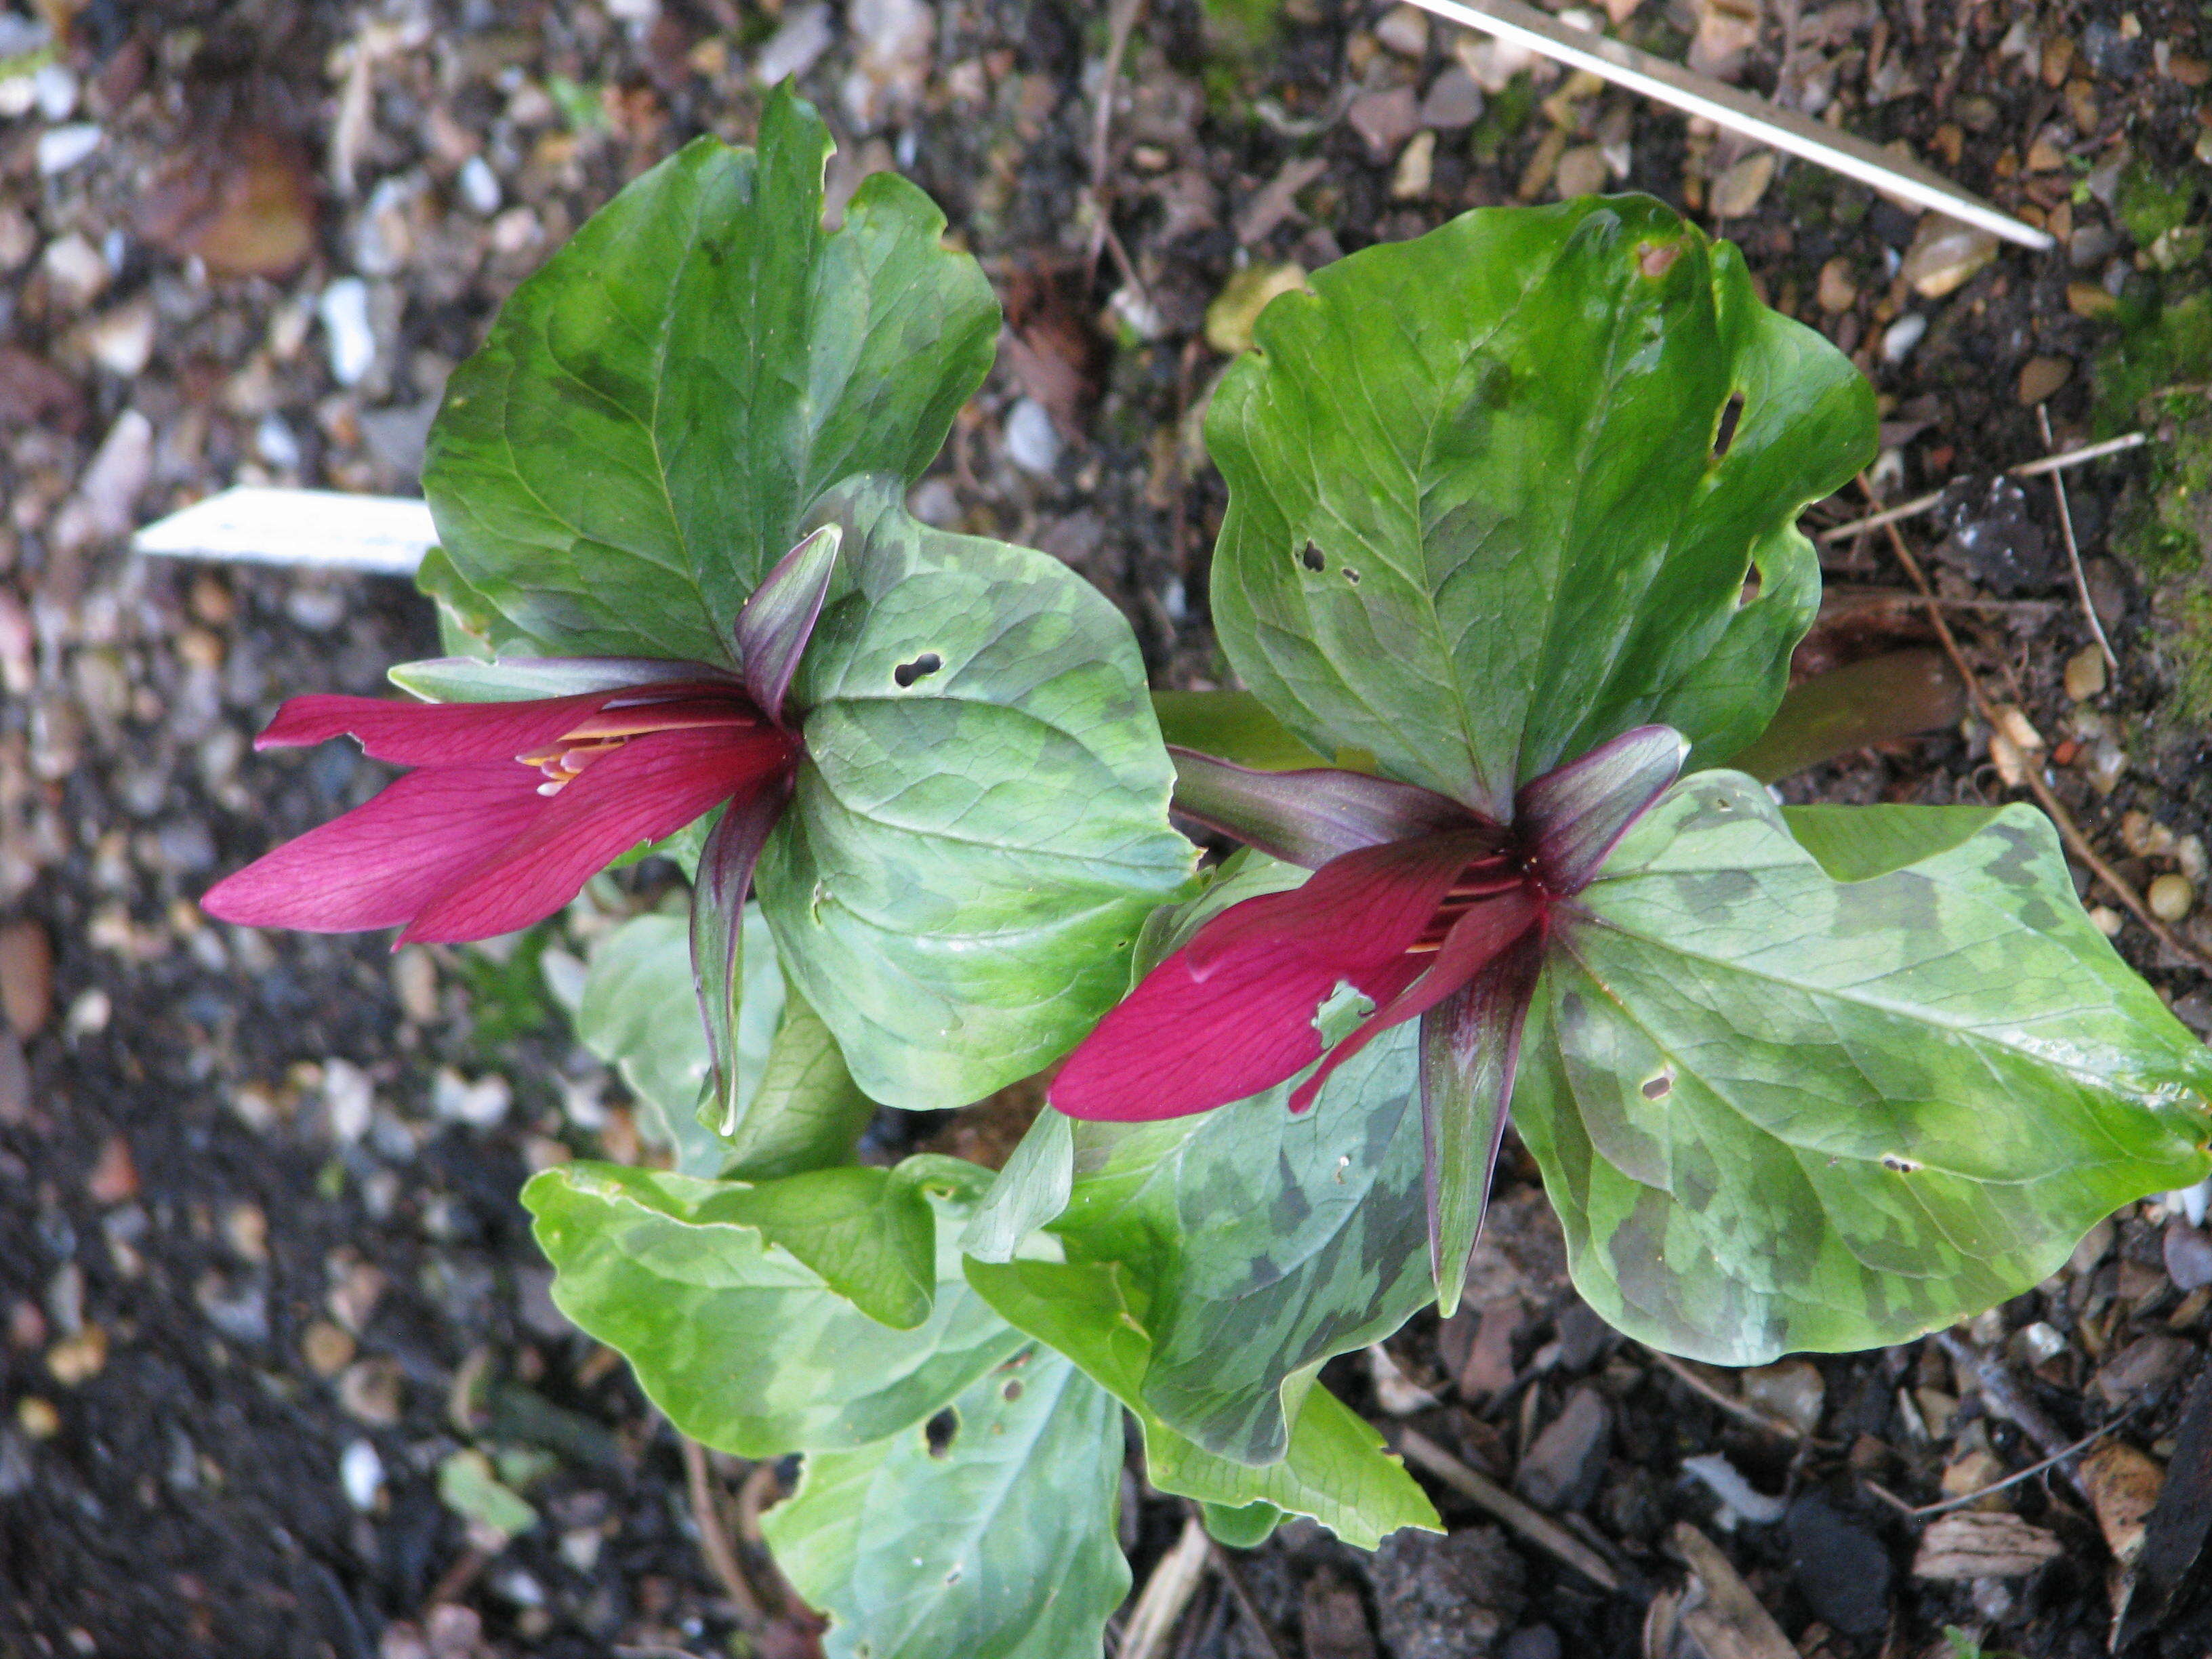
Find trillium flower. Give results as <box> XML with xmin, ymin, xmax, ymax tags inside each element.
<box><xmin>203</xmin><ymin>525</ymin><xmax>843</xmax><ymax>1112</ymax></box>
<box><xmin>1048</xmin><ymin>724</ymin><xmax>1688</xmax><ymax>1305</ymax></box>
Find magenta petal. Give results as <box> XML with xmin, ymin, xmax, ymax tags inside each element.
<box><xmin>1048</xmin><ymin>940</ymin><xmax>1347</xmax><ymax>1122</ymax></box>
<box><xmin>199</xmin><ymin>760</ymin><xmax>550</xmax><ymax>933</ymax></box>
<box><xmin>1286</xmin><ymin>888</ymin><xmax>1540</xmax><ymax>1113</ymax></box>
<box><xmin>402</xmin><ymin>728</ymin><xmax>796</xmax><ymax>943</ymax></box>
<box><xmin>256</xmin><ymin>691</ymin><xmax>626</xmax><ymax>764</ymax></box>
<box><xmin>1184</xmin><ymin>830</ymin><xmax>1496</xmax><ymax>980</ymax></box>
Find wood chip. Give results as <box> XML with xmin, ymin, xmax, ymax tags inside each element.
<box><xmin>2081</xmin><ymin>1439</ymin><xmax>2164</xmax><ymax>1568</ymax></box>
<box><xmin>1656</xmin><ymin>1521</ymin><xmax>1797</xmax><ymax>1659</ymax></box>
<box><xmin>1709</xmin><ymin>149</ymin><xmax>1776</xmax><ymax>217</ymax></box>
<box><xmin>1912</xmin><ymin>1511</ymin><xmax>2064</xmax><ymax>1579</ymax></box>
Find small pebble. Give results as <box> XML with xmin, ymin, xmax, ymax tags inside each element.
<box><xmin>1880</xmin><ymin>314</ymin><xmax>1927</xmax><ymax>366</ymax></box>
<box><xmin>2089</xmin><ymin>904</ymin><xmax>2125</xmax><ymax>937</ymax></box>
<box><xmin>317</xmin><ymin>278</ymin><xmax>377</xmax><ymax>388</ymax></box>
<box><xmin>39</xmin><ymin>233</ymin><xmax>108</xmax><ymax>310</ymax></box>
<box><xmin>1002</xmin><ymin>398</ymin><xmax>1061</xmax><ymax>478</ymax></box>
<box><xmin>2064</xmin><ymin>644</ymin><xmax>2108</xmax><ymax>701</ymax></box>
<box><xmin>35</xmin><ymin>123</ymin><xmax>100</xmax><ymax>178</ymax></box>
<box><xmin>2017</xmin><ymin>354</ymin><xmax>2073</xmax><ymax>405</ymax></box>
<box><xmin>45</xmin><ymin>1326</ymin><xmax>107</xmax><ymax>1386</ymax></box>
<box><xmin>0</xmin><ymin>920</ymin><xmax>54</xmax><ymax>1038</ymax></box>
<box><xmin>1375</xmin><ymin>3</ymin><xmax>1431</xmax><ymax>56</ymax></box>
<box><xmin>1391</xmin><ymin>131</ymin><xmax>1436</xmax><ymax>199</ymax></box>
<box><xmin>2165</xmin><ymin>1223</ymin><xmax>2212</xmax><ymax>1291</ymax></box>
<box><xmin>2149</xmin><ymin>874</ymin><xmax>2195</xmax><ymax>924</ymax></box>
<box><xmin>86</xmin><ymin>1134</ymin><xmax>138</xmax><ymax>1205</ymax></box>
<box><xmin>340</xmin><ymin>1439</ymin><xmax>384</xmax><ymax>1511</ymax></box>
<box><xmin>1901</xmin><ymin>217</ymin><xmax>1999</xmax><ymax>300</ymax></box>
<box><xmin>1742</xmin><ymin>1358</ymin><xmax>1825</xmax><ymax>1435</ymax></box>
<box><xmin>457</xmin><ymin>155</ymin><xmax>501</xmax><ymax>216</ymax></box>
<box><xmin>302</xmin><ymin>1319</ymin><xmax>355</xmax><ymax>1376</ymax></box>
<box><xmin>1816</xmin><ymin>257</ymin><xmax>1858</xmax><ymax>313</ymax></box>
<box><xmin>432</xmin><ymin>1067</ymin><xmax>511</xmax><ymax>1128</ymax></box>
<box><xmin>1709</xmin><ymin>150</ymin><xmax>1776</xmax><ymax>218</ymax></box>
<box><xmin>16</xmin><ymin>1397</ymin><xmax>60</xmax><ymax>1439</ymax></box>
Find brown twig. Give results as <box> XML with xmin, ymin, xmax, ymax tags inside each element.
<box><xmin>1086</xmin><ymin>0</ymin><xmax>1150</xmax><ymax>300</ymax></box>
<box><xmin>1816</xmin><ymin>432</ymin><xmax>2150</xmax><ymax>543</ymax></box>
<box><xmin>1641</xmin><ymin>1347</ymin><xmax>1818</xmax><ymax>1442</ymax></box>
<box><xmin>1865</xmin><ymin>486</ymin><xmax>2212</xmax><ymax>974</ymax></box>
<box><xmin>1935</xmin><ymin>1330</ymin><xmax>2093</xmax><ymax>1507</ymax></box>
<box><xmin>1865</xmin><ymin>1406</ymin><xmax>2142</xmax><ymax>1518</ymax></box>
<box><xmin>1397</xmin><ymin>1429</ymin><xmax>1624</xmax><ymax>1591</ymax></box>
<box><xmin>2036</xmin><ymin>406</ymin><xmax>2120</xmax><ymax>678</ymax></box>
<box><xmin>680</xmin><ymin>1435</ymin><xmax>766</xmax><ymax>1631</ymax></box>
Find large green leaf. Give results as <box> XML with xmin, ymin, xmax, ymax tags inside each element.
<box><xmin>1015</xmin><ymin>1000</ymin><xmax>1433</xmax><ymax>1464</ymax></box>
<box><xmin>758</xmin><ymin>476</ymin><xmax>1197</xmax><ymax>1108</ymax></box>
<box><xmin>763</xmin><ymin>1347</ymin><xmax>1130</xmax><ymax>1659</ymax></box>
<box><xmin>523</xmin><ymin>1160</ymin><xmax>1023</xmax><ymax>1454</ymax></box>
<box><xmin>422</xmin><ymin>88</ymin><xmax>997</xmax><ymax>662</ymax></box>
<box><xmin>1206</xmin><ymin>195</ymin><xmax>1875</xmax><ymax>819</ymax></box>
<box><xmin>966</xmin><ymin>1257</ymin><xmax>1437</xmax><ymax>1549</ymax></box>
<box><xmin>1515</xmin><ymin>775</ymin><xmax>2212</xmax><ymax>1364</ymax></box>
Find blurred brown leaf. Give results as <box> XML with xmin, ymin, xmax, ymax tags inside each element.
<box><xmin>138</xmin><ymin>126</ymin><xmax>317</xmax><ymax>279</ymax></box>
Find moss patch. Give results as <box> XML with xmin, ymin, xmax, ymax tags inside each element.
<box><xmin>2093</xmin><ymin>158</ymin><xmax>2212</xmax><ymax>733</ymax></box>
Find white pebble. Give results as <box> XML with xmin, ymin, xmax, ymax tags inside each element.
<box><xmin>434</xmin><ymin>1066</ymin><xmax>512</xmax><ymax>1128</ymax></box>
<box><xmin>1003</xmin><ymin>398</ymin><xmax>1061</xmax><ymax>477</ymax></box>
<box><xmin>33</xmin><ymin>62</ymin><xmax>77</xmax><ymax>121</ymax></box>
<box><xmin>1879</xmin><ymin>314</ymin><xmax>1927</xmax><ymax>365</ymax></box>
<box><xmin>340</xmin><ymin>1439</ymin><xmax>384</xmax><ymax>1511</ymax></box>
<box><xmin>317</xmin><ymin>278</ymin><xmax>377</xmax><ymax>387</ymax></box>
<box><xmin>255</xmin><ymin>414</ymin><xmax>302</xmax><ymax>471</ymax></box>
<box><xmin>35</xmin><ymin>123</ymin><xmax>100</xmax><ymax>177</ymax></box>
<box><xmin>321</xmin><ymin>1058</ymin><xmax>375</xmax><ymax>1143</ymax></box>
<box><xmin>457</xmin><ymin>155</ymin><xmax>502</xmax><ymax>216</ymax></box>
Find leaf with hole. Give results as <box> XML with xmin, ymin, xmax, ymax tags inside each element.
<box><xmin>763</xmin><ymin>1347</ymin><xmax>1130</xmax><ymax>1659</ymax></box>
<box><xmin>1515</xmin><ymin>777</ymin><xmax>2212</xmax><ymax>1364</ymax></box>
<box><xmin>523</xmin><ymin>1158</ymin><xmax>1021</xmax><ymax>1454</ymax></box>
<box><xmin>965</xmin><ymin>1256</ymin><xmax>1438</xmax><ymax>1549</ymax></box>
<box><xmin>1206</xmin><ymin>195</ymin><xmax>1875</xmax><ymax>818</ymax></box>
<box><xmin>421</xmin><ymin>87</ymin><xmax>997</xmax><ymax>662</ymax></box>
<box><xmin>757</xmin><ymin>476</ymin><xmax>1197</xmax><ymax>1108</ymax></box>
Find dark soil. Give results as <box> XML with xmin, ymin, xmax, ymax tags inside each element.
<box><xmin>3</xmin><ymin>1</ymin><xmax>2209</xmax><ymax>1657</ymax></box>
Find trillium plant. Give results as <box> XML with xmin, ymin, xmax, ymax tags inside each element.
<box><xmin>211</xmin><ymin>90</ymin><xmax>2212</xmax><ymax>1656</ymax></box>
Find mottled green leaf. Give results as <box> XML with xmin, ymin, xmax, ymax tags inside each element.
<box><xmin>421</xmin><ymin>88</ymin><xmax>996</xmax><ymax>662</ymax></box>
<box><xmin>524</xmin><ymin>1160</ymin><xmax>1023</xmax><ymax>1454</ymax></box>
<box><xmin>1150</xmin><ymin>690</ymin><xmax>1328</xmax><ymax>771</ymax></box>
<box><xmin>1202</xmin><ymin>1500</ymin><xmax>1284</xmax><ymax>1549</ymax></box>
<box><xmin>1206</xmin><ymin>196</ymin><xmax>1875</xmax><ymax>818</ymax></box>
<box><xmin>763</xmin><ymin>1348</ymin><xmax>1130</xmax><ymax>1659</ymax></box>
<box><xmin>966</xmin><ymin>1257</ymin><xmax>1437</xmax><ymax>1549</ymax></box>
<box><xmin>573</xmin><ymin>909</ymin><xmax>785</xmax><ymax>1176</ymax></box>
<box><xmin>731</xmin><ymin>972</ymin><xmax>878</xmax><ymax>1180</ymax></box>
<box><xmin>962</xmin><ymin>1109</ymin><xmax>1074</xmax><ymax>1263</ymax></box>
<box><xmin>1516</xmin><ymin>773</ymin><xmax>2212</xmax><ymax>1364</ymax></box>
<box><xmin>758</xmin><ymin>476</ymin><xmax>1197</xmax><ymax>1108</ymax></box>
<box><xmin>1780</xmin><ymin>802</ymin><xmax>2005</xmax><ymax>882</ymax></box>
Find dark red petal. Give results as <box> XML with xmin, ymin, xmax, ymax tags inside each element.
<box><xmin>1286</xmin><ymin>888</ymin><xmax>1540</xmax><ymax>1113</ymax></box>
<box><xmin>199</xmin><ymin>760</ymin><xmax>550</xmax><ymax>933</ymax></box>
<box><xmin>1421</xmin><ymin>926</ymin><xmax>1547</xmax><ymax>1313</ymax></box>
<box><xmin>1169</xmin><ymin>749</ymin><xmax>1492</xmax><ymax>871</ymax></box>
<box><xmin>257</xmin><ymin>690</ymin><xmax>626</xmax><ymax>764</ymax></box>
<box><xmin>402</xmin><ymin>727</ymin><xmax>797</xmax><ymax>943</ymax></box>
<box><xmin>737</xmin><ymin>523</ymin><xmax>841</xmax><ymax>726</ymax></box>
<box><xmin>1185</xmin><ymin>830</ymin><xmax>1497</xmax><ymax>980</ymax></box>
<box><xmin>1048</xmin><ymin>941</ymin><xmax>1347</xmax><ymax>1122</ymax></box>
<box><xmin>692</xmin><ymin>775</ymin><xmax>794</xmax><ymax>1124</ymax></box>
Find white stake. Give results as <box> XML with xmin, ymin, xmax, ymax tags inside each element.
<box><xmin>132</xmin><ymin>487</ymin><xmax>433</xmax><ymax>575</ymax></box>
<box><xmin>1405</xmin><ymin>0</ymin><xmax>2053</xmax><ymax>250</ymax></box>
